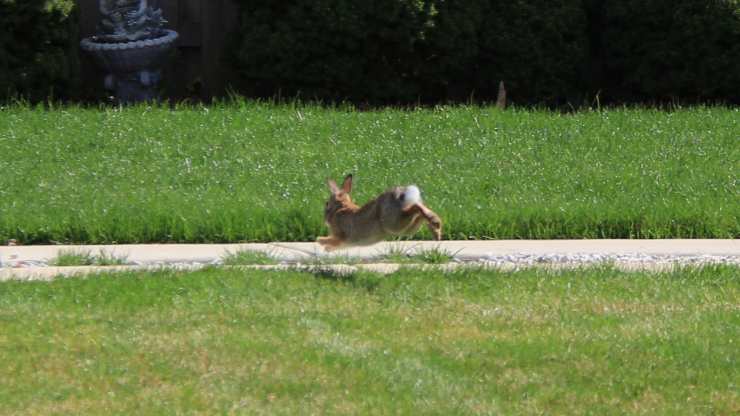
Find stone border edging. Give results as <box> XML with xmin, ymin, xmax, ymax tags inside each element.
<box><xmin>3</xmin><ymin>260</ymin><xmax>735</xmax><ymax>282</ymax></box>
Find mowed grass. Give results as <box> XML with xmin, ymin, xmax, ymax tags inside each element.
<box><xmin>0</xmin><ymin>266</ymin><xmax>737</xmax><ymax>414</ymax></box>
<box><xmin>0</xmin><ymin>102</ymin><xmax>737</xmax><ymax>243</ymax></box>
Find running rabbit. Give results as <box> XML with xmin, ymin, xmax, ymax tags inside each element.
<box><xmin>317</xmin><ymin>174</ymin><xmax>442</xmax><ymax>251</ymax></box>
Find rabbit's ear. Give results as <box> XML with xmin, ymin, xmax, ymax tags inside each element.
<box><xmin>327</xmin><ymin>178</ymin><xmax>340</xmax><ymax>194</ymax></box>
<box><xmin>341</xmin><ymin>174</ymin><xmax>353</xmax><ymax>193</ymax></box>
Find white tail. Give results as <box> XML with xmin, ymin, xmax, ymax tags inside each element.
<box><xmin>402</xmin><ymin>185</ymin><xmax>422</xmax><ymax>208</ymax></box>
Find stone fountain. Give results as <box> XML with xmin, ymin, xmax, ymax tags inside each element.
<box><xmin>80</xmin><ymin>0</ymin><xmax>178</xmax><ymax>103</ymax></box>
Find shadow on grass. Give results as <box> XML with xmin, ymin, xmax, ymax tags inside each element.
<box><xmin>308</xmin><ymin>268</ymin><xmax>384</xmax><ymax>293</ymax></box>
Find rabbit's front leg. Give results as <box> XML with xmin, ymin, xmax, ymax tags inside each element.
<box><xmin>317</xmin><ymin>236</ymin><xmax>343</xmax><ymax>251</ymax></box>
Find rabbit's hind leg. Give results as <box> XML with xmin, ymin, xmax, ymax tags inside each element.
<box><xmin>403</xmin><ymin>204</ymin><xmax>442</xmax><ymax>240</ymax></box>
<box><xmin>400</xmin><ymin>213</ymin><xmax>425</xmax><ymax>235</ymax></box>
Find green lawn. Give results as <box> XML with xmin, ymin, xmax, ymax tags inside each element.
<box><xmin>0</xmin><ymin>102</ymin><xmax>737</xmax><ymax>243</ymax></box>
<box><xmin>0</xmin><ymin>266</ymin><xmax>737</xmax><ymax>414</ymax></box>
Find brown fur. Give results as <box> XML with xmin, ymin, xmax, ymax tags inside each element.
<box><xmin>318</xmin><ymin>174</ymin><xmax>442</xmax><ymax>251</ymax></box>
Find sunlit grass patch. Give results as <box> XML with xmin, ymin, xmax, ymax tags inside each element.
<box><xmin>411</xmin><ymin>247</ymin><xmax>457</xmax><ymax>264</ymax></box>
<box><xmin>376</xmin><ymin>244</ymin><xmax>414</xmax><ymax>263</ymax></box>
<box><xmin>221</xmin><ymin>249</ymin><xmax>278</xmax><ymax>265</ymax></box>
<box><xmin>376</xmin><ymin>245</ymin><xmax>457</xmax><ymax>264</ymax></box>
<box><xmin>50</xmin><ymin>249</ymin><xmax>128</xmax><ymax>266</ymax></box>
<box><xmin>50</xmin><ymin>249</ymin><xmax>95</xmax><ymax>266</ymax></box>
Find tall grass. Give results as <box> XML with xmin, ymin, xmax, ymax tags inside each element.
<box><xmin>0</xmin><ymin>101</ymin><xmax>737</xmax><ymax>243</ymax></box>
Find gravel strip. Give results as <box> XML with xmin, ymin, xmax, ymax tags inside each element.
<box><xmin>478</xmin><ymin>253</ymin><xmax>739</xmax><ymax>267</ymax></box>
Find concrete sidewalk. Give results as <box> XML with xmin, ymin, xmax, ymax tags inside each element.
<box><xmin>1</xmin><ymin>240</ymin><xmax>737</xmax><ymax>265</ymax></box>
<box><xmin>0</xmin><ymin>240</ymin><xmax>737</xmax><ymax>281</ymax></box>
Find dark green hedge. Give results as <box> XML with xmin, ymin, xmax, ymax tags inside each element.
<box><xmin>231</xmin><ymin>0</ymin><xmax>437</xmax><ymax>103</ymax></box>
<box><xmin>0</xmin><ymin>0</ymin><xmax>78</xmax><ymax>103</ymax></box>
<box><xmin>232</xmin><ymin>0</ymin><xmax>588</xmax><ymax>105</ymax></box>
<box><xmin>420</xmin><ymin>0</ymin><xmax>588</xmax><ymax>105</ymax></box>
<box><xmin>232</xmin><ymin>0</ymin><xmax>739</xmax><ymax>105</ymax></box>
<box><xmin>595</xmin><ymin>0</ymin><xmax>740</xmax><ymax>104</ymax></box>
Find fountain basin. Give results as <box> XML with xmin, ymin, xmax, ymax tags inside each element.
<box><xmin>81</xmin><ymin>29</ymin><xmax>178</xmax><ymax>73</ymax></box>
<box><xmin>80</xmin><ymin>29</ymin><xmax>179</xmax><ymax>102</ymax></box>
